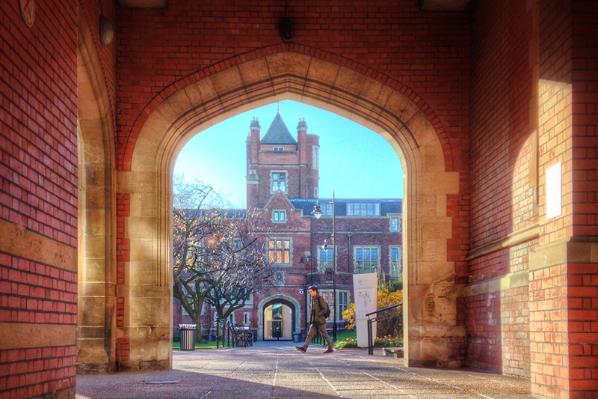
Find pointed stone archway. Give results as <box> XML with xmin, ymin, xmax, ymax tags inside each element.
<box><xmin>116</xmin><ymin>48</ymin><xmax>463</xmax><ymax>370</ymax></box>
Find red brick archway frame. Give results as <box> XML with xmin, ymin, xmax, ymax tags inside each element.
<box><xmin>116</xmin><ymin>49</ymin><xmax>464</xmax><ymax>370</ymax></box>
<box><xmin>117</xmin><ymin>44</ymin><xmax>455</xmax><ymax>173</ymax></box>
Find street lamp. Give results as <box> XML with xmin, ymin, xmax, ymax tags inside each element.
<box><xmin>299</xmin><ymin>253</ymin><xmax>313</xmax><ymax>331</ymax></box>
<box><xmin>311</xmin><ymin>192</ymin><xmax>337</xmax><ymax>342</ymax></box>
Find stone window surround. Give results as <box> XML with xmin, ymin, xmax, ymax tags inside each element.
<box><xmin>317</xmin><ymin>244</ymin><xmax>336</xmax><ymax>272</ymax></box>
<box><xmin>353</xmin><ymin>245</ymin><xmax>381</xmax><ymax>272</ymax></box>
<box><xmin>271</xmin><ymin>209</ymin><xmax>287</xmax><ymax>223</ymax></box>
<box><xmin>388</xmin><ymin>213</ymin><xmax>401</xmax><ymax>233</ymax></box>
<box><xmin>270</xmin><ymin>170</ymin><xmax>288</xmax><ymax>194</ymax></box>
<box><xmin>267</xmin><ymin>237</ymin><xmax>293</xmax><ymax>266</ymax></box>
<box><xmin>389</xmin><ymin>245</ymin><xmax>402</xmax><ymax>278</ymax></box>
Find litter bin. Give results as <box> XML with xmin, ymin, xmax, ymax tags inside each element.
<box><xmin>179</xmin><ymin>324</ymin><xmax>197</xmax><ymax>351</ymax></box>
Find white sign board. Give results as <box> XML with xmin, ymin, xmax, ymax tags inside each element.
<box><xmin>546</xmin><ymin>162</ymin><xmax>562</xmax><ymax>219</ymax></box>
<box><xmin>353</xmin><ymin>273</ymin><xmax>378</xmax><ymax>348</ymax></box>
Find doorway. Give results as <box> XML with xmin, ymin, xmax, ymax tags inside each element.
<box><xmin>263</xmin><ymin>299</ymin><xmax>295</xmax><ymax>341</ymax></box>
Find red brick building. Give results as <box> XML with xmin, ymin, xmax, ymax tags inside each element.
<box><xmin>2</xmin><ymin>0</ymin><xmax>597</xmax><ymax>397</ymax></box>
<box><xmin>174</xmin><ymin>113</ymin><xmax>403</xmax><ymax>340</ymax></box>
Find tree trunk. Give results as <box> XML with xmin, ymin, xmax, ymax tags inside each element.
<box><xmin>192</xmin><ymin>301</ymin><xmax>204</xmax><ymax>342</ymax></box>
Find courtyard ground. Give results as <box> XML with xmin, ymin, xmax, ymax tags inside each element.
<box><xmin>76</xmin><ymin>342</ymin><xmax>532</xmax><ymax>398</ymax></box>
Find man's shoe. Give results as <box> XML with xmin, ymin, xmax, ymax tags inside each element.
<box><xmin>323</xmin><ymin>347</ymin><xmax>334</xmax><ymax>353</ymax></box>
<box><xmin>295</xmin><ymin>346</ymin><xmax>306</xmax><ymax>352</ymax></box>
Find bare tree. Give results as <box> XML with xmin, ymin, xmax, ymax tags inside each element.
<box><xmin>204</xmin><ymin>215</ymin><xmax>273</xmax><ymax>321</ymax></box>
<box><xmin>172</xmin><ymin>176</ymin><xmax>271</xmax><ymax>340</ymax></box>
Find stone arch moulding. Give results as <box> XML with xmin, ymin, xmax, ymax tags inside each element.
<box><xmin>76</xmin><ymin>16</ymin><xmax>117</xmax><ymax>373</ymax></box>
<box><xmin>117</xmin><ymin>47</ymin><xmax>463</xmax><ymax>370</ymax></box>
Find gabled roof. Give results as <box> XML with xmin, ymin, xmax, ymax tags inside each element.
<box><xmin>261</xmin><ymin>113</ymin><xmax>297</xmax><ymax>144</ymax></box>
<box><xmin>262</xmin><ymin>191</ymin><xmax>295</xmax><ymax>211</ymax></box>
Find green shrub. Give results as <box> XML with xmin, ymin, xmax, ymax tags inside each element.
<box><xmin>374</xmin><ymin>335</ymin><xmax>402</xmax><ymax>347</ymax></box>
<box><xmin>334</xmin><ymin>337</ymin><xmax>357</xmax><ymax>349</ymax></box>
<box><xmin>334</xmin><ymin>335</ymin><xmax>402</xmax><ymax>349</ymax></box>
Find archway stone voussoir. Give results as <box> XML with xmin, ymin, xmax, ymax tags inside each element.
<box><xmin>156</xmin><ymin>95</ymin><xmax>189</xmax><ymax>127</ymax></box>
<box><xmin>139</xmin><ymin>111</ymin><xmax>172</xmax><ymax>145</ymax></box>
<box><xmin>384</xmin><ymin>92</ymin><xmax>420</xmax><ymax>125</ymax></box>
<box><xmin>305</xmin><ymin>57</ymin><xmax>340</xmax><ymax>88</ymax></box>
<box><xmin>265</xmin><ymin>52</ymin><xmax>312</xmax><ymax>79</ymax></box>
<box><xmin>184</xmin><ymin>78</ymin><xmax>219</xmax><ymax>109</ymax></box>
<box><xmin>335</xmin><ymin>67</ymin><xmax>368</xmax><ymax>98</ymax></box>
<box><xmin>238</xmin><ymin>57</ymin><xmax>271</xmax><ymax>86</ymax></box>
<box><xmin>209</xmin><ymin>66</ymin><xmax>245</xmax><ymax>98</ymax></box>
<box><xmin>162</xmin><ymin>88</ymin><xmax>194</xmax><ymax>120</ymax></box>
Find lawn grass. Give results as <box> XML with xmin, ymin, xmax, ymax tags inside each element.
<box><xmin>333</xmin><ymin>329</ymin><xmax>356</xmax><ymax>341</ymax></box>
<box><xmin>172</xmin><ymin>339</ymin><xmax>218</xmax><ymax>350</ymax></box>
<box><xmin>172</xmin><ymin>330</ymin><xmax>356</xmax><ymax>349</ymax></box>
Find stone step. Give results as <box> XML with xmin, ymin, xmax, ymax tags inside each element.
<box><xmin>382</xmin><ymin>347</ymin><xmax>404</xmax><ymax>358</ymax></box>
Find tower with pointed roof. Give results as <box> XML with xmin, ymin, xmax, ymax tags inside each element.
<box><xmin>246</xmin><ymin>112</ymin><xmax>319</xmax><ymax>209</ymax></box>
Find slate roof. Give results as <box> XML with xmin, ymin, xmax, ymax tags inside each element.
<box><xmin>289</xmin><ymin>198</ymin><xmax>402</xmax><ymax>217</ymax></box>
<box><xmin>261</xmin><ymin>113</ymin><xmax>297</xmax><ymax>144</ymax></box>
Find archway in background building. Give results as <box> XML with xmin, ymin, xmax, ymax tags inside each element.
<box><xmin>262</xmin><ymin>299</ymin><xmax>296</xmax><ymax>341</ymax></box>
<box><xmin>118</xmin><ymin>49</ymin><xmax>462</xmax><ymax>370</ymax></box>
<box><xmin>256</xmin><ymin>293</ymin><xmax>302</xmax><ymax>341</ymax></box>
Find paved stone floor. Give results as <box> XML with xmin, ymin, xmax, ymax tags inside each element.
<box><xmin>76</xmin><ymin>342</ymin><xmax>532</xmax><ymax>399</ymax></box>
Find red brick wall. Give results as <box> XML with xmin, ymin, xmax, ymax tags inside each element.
<box><xmin>569</xmin><ymin>1</ymin><xmax>598</xmax><ymax>395</ymax></box>
<box><xmin>571</xmin><ymin>1</ymin><xmax>598</xmax><ymax>236</ymax></box>
<box><xmin>530</xmin><ymin>0</ymin><xmax>574</xmax><ymax>397</ymax></box>
<box><xmin>0</xmin><ymin>1</ymin><xmax>79</xmax><ymax>397</ymax></box>
<box><xmin>468</xmin><ymin>0</ymin><xmax>537</xmax><ymax>377</ymax></box>
<box><xmin>0</xmin><ymin>256</ymin><xmax>77</xmax><ymax>399</ymax></box>
<box><xmin>1</xmin><ymin>1</ymin><xmax>78</xmax><ymax>247</ymax></box>
<box><xmin>115</xmin><ymin>0</ymin><xmax>470</xmax><ymax>174</ymax></box>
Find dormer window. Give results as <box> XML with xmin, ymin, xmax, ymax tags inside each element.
<box><xmin>347</xmin><ymin>202</ymin><xmax>380</xmax><ymax>216</ymax></box>
<box><xmin>271</xmin><ymin>171</ymin><xmax>287</xmax><ymax>193</ymax></box>
<box><xmin>272</xmin><ymin>210</ymin><xmax>287</xmax><ymax>223</ymax></box>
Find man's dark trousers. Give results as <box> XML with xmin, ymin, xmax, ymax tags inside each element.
<box><xmin>303</xmin><ymin>322</ymin><xmax>333</xmax><ymax>349</ymax></box>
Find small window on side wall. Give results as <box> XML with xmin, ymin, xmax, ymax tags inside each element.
<box><xmin>389</xmin><ymin>215</ymin><xmax>401</xmax><ymax>233</ymax></box>
<box><xmin>272</xmin><ymin>210</ymin><xmax>287</xmax><ymax>223</ymax></box>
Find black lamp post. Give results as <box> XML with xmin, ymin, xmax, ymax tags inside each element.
<box><xmin>311</xmin><ymin>192</ymin><xmax>337</xmax><ymax>342</ymax></box>
<box><xmin>299</xmin><ymin>254</ymin><xmax>313</xmax><ymax>331</ymax></box>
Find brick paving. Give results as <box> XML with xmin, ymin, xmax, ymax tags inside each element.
<box><xmin>76</xmin><ymin>342</ymin><xmax>532</xmax><ymax>399</ymax></box>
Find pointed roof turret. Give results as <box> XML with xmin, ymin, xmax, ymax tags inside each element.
<box><xmin>261</xmin><ymin>113</ymin><xmax>297</xmax><ymax>144</ymax></box>
<box><xmin>297</xmin><ymin>118</ymin><xmax>307</xmax><ymax>133</ymax></box>
<box><xmin>250</xmin><ymin>117</ymin><xmax>261</xmax><ymax>130</ymax></box>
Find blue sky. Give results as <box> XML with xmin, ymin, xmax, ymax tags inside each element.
<box><xmin>174</xmin><ymin>100</ymin><xmax>404</xmax><ymax>208</ymax></box>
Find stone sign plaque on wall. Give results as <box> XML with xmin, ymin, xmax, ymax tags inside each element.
<box><xmin>546</xmin><ymin>162</ymin><xmax>562</xmax><ymax>219</ymax></box>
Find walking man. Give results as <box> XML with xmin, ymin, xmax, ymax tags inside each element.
<box><xmin>296</xmin><ymin>285</ymin><xmax>334</xmax><ymax>353</ymax></box>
